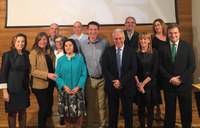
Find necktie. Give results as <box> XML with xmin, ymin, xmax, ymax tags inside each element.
<box><xmin>171</xmin><ymin>44</ymin><xmax>177</xmax><ymax>62</ymax></box>
<box><xmin>116</xmin><ymin>48</ymin><xmax>122</xmax><ymax>77</ymax></box>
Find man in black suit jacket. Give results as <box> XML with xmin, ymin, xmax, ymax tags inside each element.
<box><xmin>159</xmin><ymin>23</ymin><xmax>196</xmax><ymax>128</ymax></box>
<box><xmin>102</xmin><ymin>28</ymin><xmax>137</xmax><ymax>128</ymax></box>
<box><xmin>124</xmin><ymin>16</ymin><xmax>140</xmax><ymax>50</ymax></box>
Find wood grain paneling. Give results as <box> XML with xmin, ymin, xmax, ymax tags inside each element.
<box><xmin>0</xmin><ymin>0</ymin><xmax>192</xmax><ymax>52</ymax></box>
<box><xmin>0</xmin><ymin>0</ymin><xmax>192</xmax><ymax>63</ymax></box>
<box><xmin>0</xmin><ymin>0</ymin><xmax>198</xmax><ymax>127</ymax></box>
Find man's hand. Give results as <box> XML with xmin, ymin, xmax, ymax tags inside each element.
<box><xmin>170</xmin><ymin>76</ymin><xmax>181</xmax><ymax>86</ymax></box>
<box><xmin>112</xmin><ymin>80</ymin><xmax>122</xmax><ymax>89</ymax></box>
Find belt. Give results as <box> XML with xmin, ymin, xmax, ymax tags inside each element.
<box><xmin>88</xmin><ymin>75</ymin><xmax>104</xmax><ymax>79</ymax></box>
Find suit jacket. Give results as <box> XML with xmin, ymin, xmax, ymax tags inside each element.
<box><xmin>29</xmin><ymin>50</ymin><xmax>54</xmax><ymax>89</ymax></box>
<box><xmin>102</xmin><ymin>45</ymin><xmax>137</xmax><ymax>97</ymax></box>
<box><xmin>124</xmin><ymin>30</ymin><xmax>139</xmax><ymax>50</ymax></box>
<box><xmin>1</xmin><ymin>49</ymin><xmax>30</xmax><ymax>93</ymax></box>
<box><xmin>159</xmin><ymin>39</ymin><xmax>196</xmax><ymax>92</ymax></box>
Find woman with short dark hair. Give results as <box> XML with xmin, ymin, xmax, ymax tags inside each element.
<box><xmin>1</xmin><ymin>33</ymin><xmax>30</xmax><ymax>128</ymax></box>
<box><xmin>55</xmin><ymin>39</ymin><xmax>87</xmax><ymax>128</ymax></box>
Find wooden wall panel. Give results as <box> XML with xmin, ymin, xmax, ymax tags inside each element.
<box><xmin>0</xmin><ymin>0</ymin><xmax>192</xmax><ymax>66</ymax></box>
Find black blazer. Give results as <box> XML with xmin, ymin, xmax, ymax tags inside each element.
<box><xmin>124</xmin><ymin>30</ymin><xmax>139</xmax><ymax>50</ymax></box>
<box><xmin>1</xmin><ymin>49</ymin><xmax>30</xmax><ymax>93</ymax></box>
<box><xmin>159</xmin><ymin>39</ymin><xmax>196</xmax><ymax>92</ymax></box>
<box><xmin>102</xmin><ymin>45</ymin><xmax>137</xmax><ymax>97</ymax></box>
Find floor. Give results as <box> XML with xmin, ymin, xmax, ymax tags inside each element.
<box><xmin>0</xmin><ymin>90</ymin><xmax>199</xmax><ymax>128</ymax></box>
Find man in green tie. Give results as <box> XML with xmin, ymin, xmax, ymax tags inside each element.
<box><xmin>159</xmin><ymin>23</ymin><xmax>196</xmax><ymax>128</ymax></box>
<box><xmin>171</xmin><ymin>43</ymin><xmax>177</xmax><ymax>62</ymax></box>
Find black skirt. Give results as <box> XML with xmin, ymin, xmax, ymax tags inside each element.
<box><xmin>5</xmin><ymin>89</ymin><xmax>30</xmax><ymax>112</ymax></box>
<box><xmin>135</xmin><ymin>82</ymin><xmax>158</xmax><ymax>106</ymax></box>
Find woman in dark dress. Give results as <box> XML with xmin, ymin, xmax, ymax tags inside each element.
<box><xmin>135</xmin><ymin>32</ymin><xmax>159</xmax><ymax>128</ymax></box>
<box><xmin>152</xmin><ymin>18</ymin><xmax>167</xmax><ymax>50</ymax></box>
<box><xmin>152</xmin><ymin>18</ymin><xmax>167</xmax><ymax>120</ymax></box>
<box><xmin>1</xmin><ymin>33</ymin><xmax>30</xmax><ymax>128</ymax></box>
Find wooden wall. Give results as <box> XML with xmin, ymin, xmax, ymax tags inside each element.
<box><xmin>0</xmin><ymin>0</ymin><xmax>192</xmax><ymax>65</ymax></box>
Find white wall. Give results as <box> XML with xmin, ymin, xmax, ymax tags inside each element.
<box><xmin>6</xmin><ymin>0</ymin><xmax>177</xmax><ymax>27</ymax></box>
<box><xmin>192</xmin><ymin>0</ymin><xmax>200</xmax><ymax>83</ymax></box>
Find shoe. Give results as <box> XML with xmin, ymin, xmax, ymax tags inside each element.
<box><xmin>120</xmin><ymin>110</ymin><xmax>135</xmax><ymax>116</ymax></box>
<box><xmin>59</xmin><ymin>117</ymin><xmax>65</xmax><ymax>125</ymax></box>
<box><xmin>47</xmin><ymin>109</ymin><xmax>53</xmax><ymax>117</ymax></box>
<box><xmin>47</xmin><ymin>112</ymin><xmax>52</xmax><ymax>117</ymax></box>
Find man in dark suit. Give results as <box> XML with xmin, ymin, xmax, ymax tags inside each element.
<box><xmin>120</xmin><ymin>16</ymin><xmax>139</xmax><ymax>117</ymax></box>
<box><xmin>124</xmin><ymin>16</ymin><xmax>140</xmax><ymax>50</ymax></box>
<box><xmin>102</xmin><ymin>28</ymin><xmax>137</xmax><ymax>128</ymax></box>
<box><xmin>159</xmin><ymin>23</ymin><xmax>196</xmax><ymax>128</ymax></box>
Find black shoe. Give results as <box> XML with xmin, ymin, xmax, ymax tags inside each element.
<box><xmin>47</xmin><ymin>112</ymin><xmax>52</xmax><ymax>117</ymax></box>
<box><xmin>47</xmin><ymin>109</ymin><xmax>53</xmax><ymax>117</ymax></box>
<box><xmin>120</xmin><ymin>110</ymin><xmax>135</xmax><ymax>116</ymax></box>
<box><xmin>59</xmin><ymin>117</ymin><xmax>65</xmax><ymax>125</ymax></box>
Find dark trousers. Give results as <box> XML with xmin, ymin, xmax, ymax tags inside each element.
<box><xmin>164</xmin><ymin>89</ymin><xmax>192</xmax><ymax>128</ymax></box>
<box><xmin>108</xmin><ymin>91</ymin><xmax>133</xmax><ymax>128</ymax></box>
<box><xmin>47</xmin><ymin>83</ymin><xmax>54</xmax><ymax>116</ymax></box>
<box><xmin>138</xmin><ymin>90</ymin><xmax>154</xmax><ymax>128</ymax></box>
<box><xmin>195</xmin><ymin>92</ymin><xmax>200</xmax><ymax>117</ymax></box>
<box><xmin>32</xmin><ymin>88</ymin><xmax>49</xmax><ymax>128</ymax></box>
<box><xmin>8</xmin><ymin>108</ymin><xmax>26</xmax><ymax>128</ymax></box>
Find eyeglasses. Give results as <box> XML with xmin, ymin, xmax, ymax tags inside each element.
<box><xmin>55</xmin><ymin>40</ymin><xmax>62</xmax><ymax>43</ymax></box>
<box><xmin>126</xmin><ymin>22</ymin><xmax>135</xmax><ymax>24</ymax></box>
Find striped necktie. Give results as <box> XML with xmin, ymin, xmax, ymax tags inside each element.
<box><xmin>116</xmin><ymin>48</ymin><xmax>122</xmax><ymax>77</ymax></box>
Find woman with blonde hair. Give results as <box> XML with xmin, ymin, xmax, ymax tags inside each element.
<box><xmin>135</xmin><ymin>32</ymin><xmax>159</xmax><ymax>128</ymax></box>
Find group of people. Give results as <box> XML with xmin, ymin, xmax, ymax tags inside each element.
<box><xmin>0</xmin><ymin>16</ymin><xmax>196</xmax><ymax>128</ymax></box>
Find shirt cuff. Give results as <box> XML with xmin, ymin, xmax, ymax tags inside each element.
<box><xmin>0</xmin><ymin>83</ymin><xmax>7</xmax><ymax>89</ymax></box>
<box><xmin>169</xmin><ymin>78</ymin><xmax>173</xmax><ymax>83</ymax></box>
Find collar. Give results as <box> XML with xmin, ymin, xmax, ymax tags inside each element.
<box><xmin>87</xmin><ymin>37</ymin><xmax>99</xmax><ymax>44</ymax></box>
<box><xmin>170</xmin><ymin>40</ymin><xmax>179</xmax><ymax>46</ymax></box>
<box><xmin>127</xmin><ymin>31</ymin><xmax>134</xmax><ymax>36</ymax></box>
<box><xmin>49</xmin><ymin>36</ymin><xmax>54</xmax><ymax>41</ymax></box>
<box><xmin>115</xmin><ymin>45</ymin><xmax>125</xmax><ymax>51</ymax></box>
<box><xmin>66</xmin><ymin>53</ymin><xmax>77</xmax><ymax>61</ymax></box>
<box><xmin>75</xmin><ymin>33</ymin><xmax>83</xmax><ymax>40</ymax></box>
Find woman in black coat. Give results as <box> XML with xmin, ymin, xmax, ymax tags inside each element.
<box><xmin>152</xmin><ymin>18</ymin><xmax>167</xmax><ymax>120</ymax></box>
<box><xmin>134</xmin><ymin>32</ymin><xmax>159</xmax><ymax>128</ymax></box>
<box><xmin>1</xmin><ymin>33</ymin><xmax>30</xmax><ymax>128</ymax></box>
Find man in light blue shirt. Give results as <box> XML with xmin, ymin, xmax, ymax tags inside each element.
<box><xmin>80</xmin><ymin>21</ymin><xmax>109</xmax><ymax>128</ymax></box>
<box><xmin>69</xmin><ymin>21</ymin><xmax>88</xmax><ymax>52</ymax></box>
